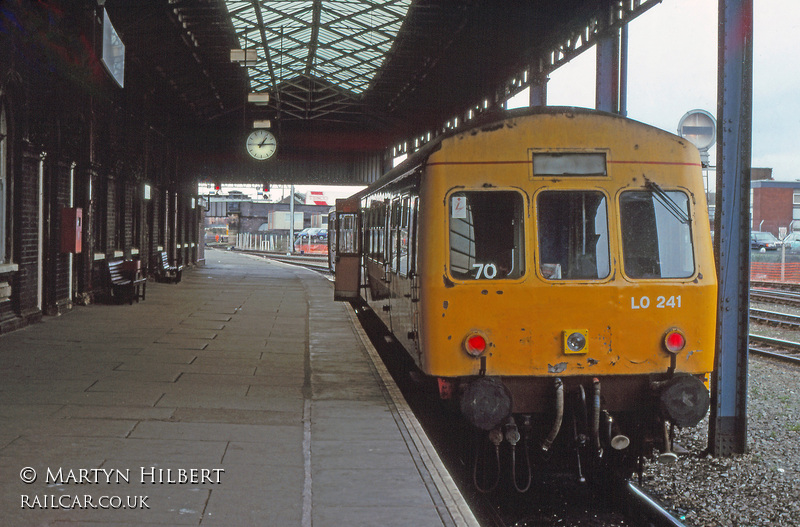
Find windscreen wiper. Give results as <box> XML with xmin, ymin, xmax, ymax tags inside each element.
<box><xmin>645</xmin><ymin>180</ymin><xmax>690</xmax><ymax>225</ymax></box>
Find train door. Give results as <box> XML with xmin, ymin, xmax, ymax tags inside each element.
<box><xmin>408</xmin><ymin>196</ymin><xmax>422</xmax><ymax>362</ymax></box>
<box><xmin>333</xmin><ymin>197</ymin><xmax>361</xmax><ymax>301</ymax></box>
<box><xmin>327</xmin><ymin>210</ymin><xmax>336</xmax><ymax>273</ymax></box>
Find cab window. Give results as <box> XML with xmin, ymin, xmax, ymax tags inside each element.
<box><xmin>449</xmin><ymin>191</ymin><xmax>524</xmax><ymax>280</ymax></box>
<box><xmin>619</xmin><ymin>190</ymin><xmax>694</xmax><ymax>279</ymax></box>
<box><xmin>537</xmin><ymin>191</ymin><xmax>610</xmax><ymax>280</ymax></box>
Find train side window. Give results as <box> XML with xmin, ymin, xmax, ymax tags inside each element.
<box><xmin>390</xmin><ymin>198</ymin><xmax>401</xmax><ymax>273</ymax></box>
<box><xmin>619</xmin><ymin>190</ymin><xmax>694</xmax><ymax>279</ymax></box>
<box><xmin>537</xmin><ymin>191</ymin><xmax>610</xmax><ymax>280</ymax></box>
<box><xmin>366</xmin><ymin>207</ymin><xmax>376</xmax><ymax>259</ymax></box>
<box><xmin>337</xmin><ymin>212</ymin><xmax>360</xmax><ymax>256</ymax></box>
<box><xmin>366</xmin><ymin>208</ymin><xmax>373</xmax><ymax>257</ymax></box>
<box><xmin>369</xmin><ymin>206</ymin><xmax>380</xmax><ymax>260</ymax></box>
<box><xmin>399</xmin><ymin>197</ymin><xmax>411</xmax><ymax>277</ymax></box>
<box><xmin>449</xmin><ymin>191</ymin><xmax>525</xmax><ymax>280</ymax></box>
<box><xmin>410</xmin><ymin>197</ymin><xmax>419</xmax><ymax>276</ymax></box>
<box><xmin>379</xmin><ymin>203</ymin><xmax>387</xmax><ymax>263</ymax></box>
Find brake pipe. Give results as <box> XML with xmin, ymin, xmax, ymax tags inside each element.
<box><xmin>541</xmin><ymin>378</ymin><xmax>564</xmax><ymax>451</ymax></box>
<box><xmin>473</xmin><ymin>428</ymin><xmax>502</xmax><ymax>494</ymax></box>
<box><xmin>592</xmin><ymin>378</ymin><xmax>602</xmax><ymax>455</ymax></box>
<box><xmin>510</xmin><ymin>416</ymin><xmax>533</xmax><ymax>493</ymax></box>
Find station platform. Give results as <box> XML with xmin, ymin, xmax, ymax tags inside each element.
<box><xmin>0</xmin><ymin>249</ymin><xmax>478</xmax><ymax>527</ymax></box>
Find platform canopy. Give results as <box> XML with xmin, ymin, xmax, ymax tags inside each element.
<box><xmin>104</xmin><ymin>0</ymin><xmax>659</xmax><ymax>181</ymax></box>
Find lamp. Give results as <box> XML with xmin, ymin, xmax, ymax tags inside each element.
<box><xmin>248</xmin><ymin>93</ymin><xmax>270</xmax><ymax>105</ymax></box>
<box><xmin>230</xmin><ymin>49</ymin><xmax>258</xmax><ymax>62</ymax></box>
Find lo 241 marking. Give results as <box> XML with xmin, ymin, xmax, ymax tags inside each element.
<box><xmin>630</xmin><ymin>295</ymin><xmax>682</xmax><ymax>309</ymax></box>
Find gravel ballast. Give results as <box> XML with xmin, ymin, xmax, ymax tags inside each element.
<box><xmin>641</xmin><ymin>326</ymin><xmax>800</xmax><ymax>526</ymax></box>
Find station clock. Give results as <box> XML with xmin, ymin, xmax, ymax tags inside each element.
<box><xmin>246</xmin><ymin>129</ymin><xmax>277</xmax><ymax>160</ymax></box>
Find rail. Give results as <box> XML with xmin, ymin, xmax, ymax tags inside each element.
<box><xmin>749</xmin><ymin>308</ymin><xmax>800</xmax><ymax>329</ymax></box>
<box><xmin>238</xmin><ymin>250</ymin><xmax>330</xmax><ymax>274</ymax></box>
<box><xmin>750</xmin><ymin>287</ymin><xmax>800</xmax><ymax>307</ymax></box>
<box><xmin>627</xmin><ymin>482</ymin><xmax>687</xmax><ymax>527</ymax></box>
<box><xmin>748</xmin><ymin>334</ymin><xmax>800</xmax><ymax>365</ymax></box>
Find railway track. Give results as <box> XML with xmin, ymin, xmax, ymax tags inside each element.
<box><xmin>750</xmin><ymin>287</ymin><xmax>800</xmax><ymax>307</ymax></box>
<box><xmin>748</xmin><ymin>334</ymin><xmax>800</xmax><ymax>365</ymax></box>
<box><xmin>625</xmin><ymin>482</ymin><xmax>688</xmax><ymax>527</ymax></box>
<box><xmin>351</xmin><ymin>300</ymin><xmax>687</xmax><ymax>527</ymax></box>
<box><xmin>264</xmin><ymin>253</ymin><xmax>330</xmax><ymax>271</ymax></box>
<box><xmin>748</xmin><ymin>285</ymin><xmax>800</xmax><ymax>364</ymax></box>
<box><xmin>749</xmin><ymin>307</ymin><xmax>800</xmax><ymax>328</ymax></box>
<box><xmin>750</xmin><ymin>280</ymin><xmax>800</xmax><ymax>293</ymax></box>
<box><xmin>235</xmin><ymin>249</ymin><xmax>331</xmax><ymax>273</ymax></box>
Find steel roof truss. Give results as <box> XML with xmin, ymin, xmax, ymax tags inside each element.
<box><xmin>225</xmin><ymin>0</ymin><xmax>410</xmax><ymax>121</ymax></box>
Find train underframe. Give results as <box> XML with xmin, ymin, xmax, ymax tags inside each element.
<box><xmin>440</xmin><ymin>372</ymin><xmax>710</xmax><ymax>492</ymax></box>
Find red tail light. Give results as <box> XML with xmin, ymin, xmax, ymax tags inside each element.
<box><xmin>464</xmin><ymin>332</ymin><xmax>488</xmax><ymax>356</ymax></box>
<box><xmin>664</xmin><ymin>329</ymin><xmax>686</xmax><ymax>353</ymax></box>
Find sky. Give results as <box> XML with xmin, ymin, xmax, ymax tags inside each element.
<box><xmin>537</xmin><ymin>0</ymin><xmax>800</xmax><ymax>184</ymax></box>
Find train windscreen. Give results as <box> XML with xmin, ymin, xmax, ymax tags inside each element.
<box><xmin>619</xmin><ymin>190</ymin><xmax>695</xmax><ymax>279</ymax></box>
<box><xmin>449</xmin><ymin>191</ymin><xmax>525</xmax><ymax>280</ymax></box>
<box><xmin>537</xmin><ymin>191</ymin><xmax>610</xmax><ymax>280</ymax></box>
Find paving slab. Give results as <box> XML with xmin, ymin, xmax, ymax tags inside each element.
<box><xmin>0</xmin><ymin>249</ymin><xmax>477</xmax><ymax>526</ymax></box>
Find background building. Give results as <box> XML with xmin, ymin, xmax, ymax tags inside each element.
<box><xmin>751</xmin><ymin>172</ymin><xmax>800</xmax><ymax>237</ymax></box>
<box><xmin>204</xmin><ymin>191</ymin><xmax>331</xmax><ymax>247</ymax></box>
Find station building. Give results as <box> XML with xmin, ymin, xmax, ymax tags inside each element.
<box><xmin>0</xmin><ymin>3</ymin><xmax>203</xmax><ymax>334</ymax></box>
<box><xmin>750</xmin><ymin>170</ymin><xmax>800</xmax><ymax>237</ymax></box>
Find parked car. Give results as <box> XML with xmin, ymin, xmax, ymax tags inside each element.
<box><xmin>782</xmin><ymin>232</ymin><xmax>800</xmax><ymax>252</ymax></box>
<box><xmin>293</xmin><ymin>228</ymin><xmax>328</xmax><ymax>255</ymax></box>
<box><xmin>750</xmin><ymin>231</ymin><xmax>781</xmax><ymax>251</ymax></box>
<box><xmin>294</xmin><ymin>227</ymin><xmax>326</xmax><ymax>239</ymax></box>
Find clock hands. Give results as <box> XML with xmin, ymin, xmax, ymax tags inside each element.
<box><xmin>247</xmin><ymin>130</ymin><xmax>276</xmax><ymax>160</ymax></box>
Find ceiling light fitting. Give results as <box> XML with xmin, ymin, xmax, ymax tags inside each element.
<box><xmin>248</xmin><ymin>93</ymin><xmax>269</xmax><ymax>105</ymax></box>
<box><xmin>230</xmin><ymin>49</ymin><xmax>257</xmax><ymax>63</ymax></box>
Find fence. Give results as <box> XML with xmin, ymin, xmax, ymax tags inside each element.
<box><xmin>236</xmin><ymin>233</ymin><xmax>291</xmax><ymax>253</ymax></box>
<box><xmin>750</xmin><ymin>261</ymin><xmax>800</xmax><ymax>282</ymax></box>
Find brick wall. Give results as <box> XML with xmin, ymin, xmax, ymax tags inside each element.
<box><xmin>123</xmin><ymin>182</ymin><xmax>134</xmax><ymax>256</ymax></box>
<box><xmin>147</xmin><ymin>192</ymin><xmax>161</xmax><ymax>273</ymax></box>
<box><xmin>14</xmin><ymin>150</ymin><xmax>42</xmax><ymax>321</ymax></box>
<box><xmin>753</xmin><ymin>187</ymin><xmax>792</xmax><ymax>236</ymax></box>
<box><xmin>106</xmin><ymin>177</ymin><xmax>117</xmax><ymax>255</ymax></box>
<box><xmin>44</xmin><ymin>160</ymin><xmax>72</xmax><ymax>315</ymax></box>
<box><xmin>0</xmin><ymin>3</ymin><xmax>201</xmax><ymax>333</ymax></box>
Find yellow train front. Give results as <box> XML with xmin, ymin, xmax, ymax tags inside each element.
<box><xmin>333</xmin><ymin>107</ymin><xmax>717</xmax><ymax>486</ymax></box>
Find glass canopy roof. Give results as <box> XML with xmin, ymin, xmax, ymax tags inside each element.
<box><xmin>225</xmin><ymin>0</ymin><xmax>412</xmax><ymax>96</ymax></box>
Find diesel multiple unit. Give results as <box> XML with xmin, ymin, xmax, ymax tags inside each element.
<box><xmin>330</xmin><ymin>107</ymin><xmax>716</xmax><ymax>487</ymax></box>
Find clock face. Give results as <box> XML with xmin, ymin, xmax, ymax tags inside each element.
<box><xmin>246</xmin><ymin>129</ymin><xmax>277</xmax><ymax>160</ymax></box>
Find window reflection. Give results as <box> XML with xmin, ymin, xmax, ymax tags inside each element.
<box><xmin>337</xmin><ymin>212</ymin><xmax>359</xmax><ymax>255</ymax></box>
<box><xmin>619</xmin><ymin>190</ymin><xmax>694</xmax><ymax>279</ymax></box>
<box><xmin>537</xmin><ymin>191</ymin><xmax>609</xmax><ymax>280</ymax></box>
<box><xmin>449</xmin><ymin>191</ymin><xmax>524</xmax><ymax>280</ymax></box>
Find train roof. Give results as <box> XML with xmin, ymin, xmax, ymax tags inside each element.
<box><xmin>354</xmin><ymin>106</ymin><xmax>692</xmax><ymax>199</ymax></box>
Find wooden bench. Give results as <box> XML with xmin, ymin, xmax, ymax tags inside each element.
<box><xmin>153</xmin><ymin>251</ymin><xmax>183</xmax><ymax>283</ymax></box>
<box><xmin>107</xmin><ymin>259</ymin><xmax>147</xmax><ymax>304</ymax></box>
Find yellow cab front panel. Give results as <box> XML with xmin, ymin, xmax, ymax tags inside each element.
<box><xmin>416</xmin><ymin>111</ymin><xmax>717</xmax><ymax>381</ymax></box>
